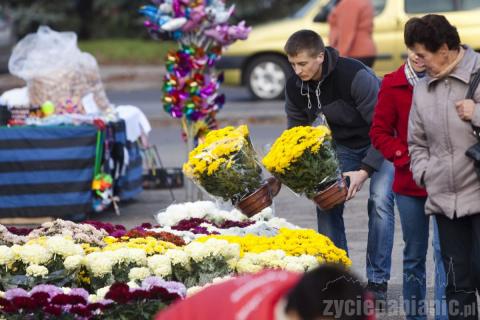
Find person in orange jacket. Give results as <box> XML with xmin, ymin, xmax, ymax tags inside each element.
<box><xmin>328</xmin><ymin>0</ymin><xmax>377</xmax><ymax>67</ymax></box>
<box><xmin>155</xmin><ymin>264</ymin><xmax>376</xmax><ymax>320</ymax></box>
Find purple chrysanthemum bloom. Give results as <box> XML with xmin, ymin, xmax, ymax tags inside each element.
<box><xmin>68</xmin><ymin>288</ymin><xmax>89</xmax><ymax>301</ymax></box>
<box><xmin>98</xmin><ymin>299</ymin><xmax>114</xmax><ymax>306</ymax></box>
<box><xmin>4</xmin><ymin>288</ymin><xmax>29</xmax><ymax>300</ymax></box>
<box><xmin>142</xmin><ymin>277</ymin><xmax>187</xmax><ymax>298</ymax></box>
<box><xmin>30</xmin><ymin>284</ymin><xmax>63</xmax><ymax>298</ymax></box>
<box><xmin>110</xmin><ymin>230</ymin><xmax>126</xmax><ymax>238</ymax></box>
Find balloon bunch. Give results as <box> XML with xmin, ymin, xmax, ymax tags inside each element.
<box><xmin>140</xmin><ymin>0</ymin><xmax>251</xmax><ymax>124</ymax></box>
<box><xmin>139</xmin><ymin>0</ymin><xmax>251</xmax><ymax>47</ymax></box>
<box><xmin>162</xmin><ymin>44</ymin><xmax>225</xmax><ymax>120</ymax></box>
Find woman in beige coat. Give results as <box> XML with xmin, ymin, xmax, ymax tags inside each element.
<box><xmin>405</xmin><ymin>14</ymin><xmax>480</xmax><ymax>320</ymax></box>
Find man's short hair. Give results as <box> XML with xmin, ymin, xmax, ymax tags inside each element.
<box><xmin>404</xmin><ymin>14</ymin><xmax>460</xmax><ymax>52</ymax></box>
<box><xmin>284</xmin><ymin>29</ymin><xmax>325</xmax><ymax>57</ymax></box>
<box><xmin>285</xmin><ymin>264</ymin><xmax>372</xmax><ymax>320</ymax></box>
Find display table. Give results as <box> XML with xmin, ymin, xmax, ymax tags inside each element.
<box><xmin>0</xmin><ymin>121</ymin><xmax>142</xmax><ymax>220</ymax></box>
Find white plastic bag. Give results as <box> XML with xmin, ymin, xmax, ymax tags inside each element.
<box><xmin>8</xmin><ymin>26</ymin><xmax>111</xmax><ymax>113</ymax></box>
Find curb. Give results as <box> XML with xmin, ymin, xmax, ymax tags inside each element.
<box><xmin>149</xmin><ymin>114</ymin><xmax>287</xmax><ymax>128</ymax></box>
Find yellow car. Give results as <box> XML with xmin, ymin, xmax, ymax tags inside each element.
<box><xmin>218</xmin><ymin>0</ymin><xmax>480</xmax><ymax>100</ymax></box>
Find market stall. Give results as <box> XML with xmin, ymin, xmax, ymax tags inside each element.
<box><xmin>0</xmin><ymin>27</ymin><xmax>147</xmax><ymax>220</ymax></box>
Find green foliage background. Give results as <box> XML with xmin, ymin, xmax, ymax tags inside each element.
<box><xmin>4</xmin><ymin>0</ymin><xmax>310</xmax><ymax>39</ymax></box>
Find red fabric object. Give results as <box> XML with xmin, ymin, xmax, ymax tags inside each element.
<box><xmin>155</xmin><ymin>270</ymin><xmax>300</xmax><ymax>320</ymax></box>
<box><xmin>370</xmin><ymin>64</ymin><xmax>427</xmax><ymax>197</ymax></box>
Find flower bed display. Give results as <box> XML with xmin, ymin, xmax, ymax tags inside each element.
<box><xmin>0</xmin><ymin>277</ymin><xmax>185</xmax><ymax>319</ymax></box>
<box><xmin>0</xmin><ymin>201</ymin><xmax>350</xmax><ymax>319</ymax></box>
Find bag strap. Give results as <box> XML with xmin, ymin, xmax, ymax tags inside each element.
<box><xmin>466</xmin><ymin>70</ymin><xmax>480</xmax><ymax>141</ymax></box>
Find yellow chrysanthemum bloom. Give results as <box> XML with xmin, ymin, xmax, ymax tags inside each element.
<box><xmin>183</xmin><ymin>125</ymin><xmax>249</xmax><ymax>179</ymax></box>
<box><xmin>102</xmin><ymin>237</ymin><xmax>177</xmax><ymax>255</ymax></box>
<box><xmin>195</xmin><ymin>228</ymin><xmax>351</xmax><ymax>267</ymax></box>
<box><xmin>262</xmin><ymin>126</ymin><xmax>331</xmax><ymax>174</ymax></box>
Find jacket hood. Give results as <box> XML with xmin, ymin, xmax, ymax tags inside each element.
<box><xmin>321</xmin><ymin>46</ymin><xmax>339</xmax><ymax>80</ymax></box>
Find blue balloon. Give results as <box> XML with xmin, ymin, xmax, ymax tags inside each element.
<box><xmin>172</xmin><ymin>30</ymin><xmax>183</xmax><ymax>40</ymax></box>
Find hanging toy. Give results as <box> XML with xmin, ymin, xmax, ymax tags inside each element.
<box><xmin>92</xmin><ymin>173</ymin><xmax>120</xmax><ymax>214</ymax></box>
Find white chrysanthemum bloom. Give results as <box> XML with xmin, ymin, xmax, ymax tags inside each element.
<box><xmin>155</xmin><ymin>201</ymin><xmax>247</xmax><ymax>227</ymax></box>
<box><xmin>183</xmin><ymin>242</ymin><xmax>210</xmax><ymax>263</ymax></box>
<box><xmin>64</xmin><ymin>255</ymin><xmax>83</xmax><ymax>270</ymax></box>
<box><xmin>111</xmin><ymin>248</ymin><xmax>147</xmax><ymax>266</ymax></box>
<box><xmin>199</xmin><ymin>222</ymin><xmax>221</xmax><ymax>233</ymax></box>
<box><xmin>128</xmin><ymin>267</ymin><xmax>151</xmax><ymax>281</ymax></box>
<box><xmin>268</xmin><ymin>259</ymin><xmax>287</xmax><ymax>269</ymax></box>
<box><xmin>213</xmin><ymin>207</ymin><xmax>246</xmax><ymax>223</ymax></box>
<box><xmin>155</xmin><ymin>201</ymin><xmax>211</xmax><ymax>226</ymax></box>
<box><xmin>95</xmin><ymin>286</ymin><xmax>111</xmax><ymax>300</ymax></box>
<box><xmin>201</xmin><ymin>238</ymin><xmax>225</xmax><ymax>256</ymax></box>
<box><xmin>266</xmin><ymin>217</ymin><xmax>299</xmax><ymax>229</ymax></box>
<box><xmin>165</xmin><ymin>249</ymin><xmax>190</xmax><ymax>267</ymax></box>
<box><xmin>236</xmin><ymin>258</ymin><xmax>263</xmax><ymax>274</ymax></box>
<box><xmin>240</xmin><ymin>253</ymin><xmax>258</xmax><ymax>263</ymax></box>
<box><xmin>26</xmin><ymin>264</ymin><xmax>49</xmax><ymax>277</ymax></box>
<box><xmin>154</xmin><ymin>265</ymin><xmax>172</xmax><ymax>278</ymax></box>
<box><xmin>62</xmin><ymin>287</ymin><xmax>72</xmax><ymax>294</ymax></box>
<box><xmin>147</xmin><ymin>254</ymin><xmax>172</xmax><ymax>277</ymax></box>
<box><xmin>89</xmin><ymin>294</ymin><xmax>99</xmax><ymax>303</ymax></box>
<box><xmin>127</xmin><ymin>281</ymin><xmax>140</xmax><ymax>289</ymax></box>
<box><xmin>84</xmin><ymin>252</ymin><xmax>114</xmax><ymax>277</ymax></box>
<box><xmin>227</xmin><ymin>258</ymin><xmax>238</xmax><ymax>270</ymax></box>
<box><xmin>248</xmin><ymin>207</ymin><xmax>273</xmax><ymax>221</ymax></box>
<box><xmin>16</xmin><ymin>244</ymin><xmax>52</xmax><ymax>265</ymax></box>
<box><xmin>0</xmin><ymin>291</ymin><xmax>4</xmax><ymax>298</ymax></box>
<box><xmin>222</xmin><ymin>243</ymin><xmax>240</xmax><ymax>260</ymax></box>
<box><xmin>46</xmin><ymin>236</ymin><xmax>84</xmax><ymax>257</ymax></box>
<box><xmin>262</xmin><ymin>250</ymin><xmax>286</xmax><ymax>265</ymax></box>
<box><xmin>202</xmin><ymin>239</ymin><xmax>240</xmax><ymax>260</ymax></box>
<box><xmin>186</xmin><ymin>286</ymin><xmax>202</xmax><ymax>296</ymax></box>
<box><xmin>284</xmin><ymin>262</ymin><xmax>305</xmax><ymax>273</ymax></box>
<box><xmin>298</xmin><ymin>255</ymin><xmax>319</xmax><ymax>270</ymax></box>
<box><xmin>0</xmin><ymin>246</ymin><xmax>14</xmax><ymax>265</ymax></box>
<box><xmin>212</xmin><ymin>275</ymin><xmax>232</xmax><ymax>284</ymax></box>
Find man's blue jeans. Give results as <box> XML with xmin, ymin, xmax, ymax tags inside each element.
<box><xmin>316</xmin><ymin>144</ymin><xmax>395</xmax><ymax>283</ymax></box>
<box><xmin>395</xmin><ymin>194</ymin><xmax>447</xmax><ymax>320</ymax></box>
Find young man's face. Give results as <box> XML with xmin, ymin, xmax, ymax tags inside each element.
<box><xmin>287</xmin><ymin>50</ymin><xmax>324</xmax><ymax>81</ymax></box>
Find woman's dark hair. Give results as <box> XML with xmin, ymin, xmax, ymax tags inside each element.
<box><xmin>404</xmin><ymin>14</ymin><xmax>460</xmax><ymax>52</ymax></box>
<box><xmin>285</xmin><ymin>264</ymin><xmax>372</xmax><ymax>320</ymax></box>
<box><xmin>284</xmin><ymin>29</ymin><xmax>325</xmax><ymax>57</ymax></box>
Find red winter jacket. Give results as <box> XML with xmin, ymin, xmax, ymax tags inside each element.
<box><xmin>156</xmin><ymin>269</ymin><xmax>377</xmax><ymax>320</ymax></box>
<box><xmin>155</xmin><ymin>270</ymin><xmax>300</xmax><ymax>320</ymax></box>
<box><xmin>370</xmin><ymin>65</ymin><xmax>427</xmax><ymax>197</ymax></box>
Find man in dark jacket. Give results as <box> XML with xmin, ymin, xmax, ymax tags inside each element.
<box><xmin>283</xmin><ymin>29</ymin><xmax>394</xmax><ymax>304</ymax></box>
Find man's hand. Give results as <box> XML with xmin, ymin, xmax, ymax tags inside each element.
<box><xmin>455</xmin><ymin>99</ymin><xmax>476</xmax><ymax>121</ymax></box>
<box><xmin>342</xmin><ymin>169</ymin><xmax>369</xmax><ymax>200</ymax></box>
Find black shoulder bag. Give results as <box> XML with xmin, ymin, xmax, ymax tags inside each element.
<box><xmin>465</xmin><ymin>70</ymin><xmax>480</xmax><ymax>178</ymax></box>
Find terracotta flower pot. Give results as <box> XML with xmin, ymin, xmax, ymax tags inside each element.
<box><xmin>235</xmin><ymin>177</ymin><xmax>282</xmax><ymax>217</ymax></box>
<box><xmin>312</xmin><ymin>177</ymin><xmax>347</xmax><ymax>210</ymax></box>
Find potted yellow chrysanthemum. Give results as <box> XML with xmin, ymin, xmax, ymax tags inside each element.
<box><xmin>183</xmin><ymin>125</ymin><xmax>280</xmax><ymax>217</ymax></box>
<box><xmin>262</xmin><ymin>125</ymin><xmax>346</xmax><ymax>210</ymax></box>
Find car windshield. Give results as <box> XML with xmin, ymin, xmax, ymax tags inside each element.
<box><xmin>291</xmin><ymin>0</ymin><xmax>319</xmax><ymax>18</ymax></box>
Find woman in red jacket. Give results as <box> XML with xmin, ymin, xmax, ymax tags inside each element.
<box><xmin>370</xmin><ymin>52</ymin><xmax>447</xmax><ymax>320</ymax></box>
